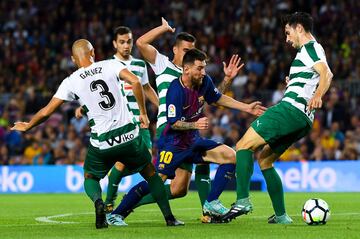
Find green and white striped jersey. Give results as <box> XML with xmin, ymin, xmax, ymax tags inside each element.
<box><xmin>149</xmin><ymin>50</ymin><xmax>182</xmax><ymax>128</ymax></box>
<box><xmin>114</xmin><ymin>55</ymin><xmax>149</xmax><ymax>124</ymax></box>
<box><xmin>281</xmin><ymin>40</ymin><xmax>327</xmax><ymax>123</ymax></box>
<box><xmin>54</xmin><ymin>59</ymin><xmax>139</xmax><ymax>150</ymax></box>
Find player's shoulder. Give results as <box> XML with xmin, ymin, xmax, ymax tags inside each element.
<box><xmin>99</xmin><ymin>58</ymin><xmax>126</xmax><ymax>67</ymax></box>
<box><xmin>169</xmin><ymin>77</ymin><xmax>182</xmax><ymax>89</ymax></box>
<box><xmin>130</xmin><ymin>56</ymin><xmax>146</xmax><ymax>67</ymax></box>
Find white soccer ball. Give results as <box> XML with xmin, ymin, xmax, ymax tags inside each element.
<box><xmin>302</xmin><ymin>198</ymin><xmax>330</xmax><ymax>225</ymax></box>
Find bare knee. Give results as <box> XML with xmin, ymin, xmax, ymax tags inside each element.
<box><xmin>258</xmin><ymin>158</ymin><xmax>273</xmax><ymax>170</ymax></box>
<box><xmin>236</xmin><ymin>138</ymin><xmax>256</xmax><ymax>151</ymax></box>
<box><xmin>221</xmin><ymin>148</ymin><xmax>236</xmax><ymax>164</ymax></box>
<box><xmin>170</xmin><ymin>182</ymin><xmax>188</xmax><ymax>198</ymax></box>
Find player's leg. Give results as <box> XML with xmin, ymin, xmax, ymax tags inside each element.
<box><xmin>200</xmin><ymin>143</ymin><xmax>236</xmax><ymax>217</ymax></box>
<box><xmin>258</xmin><ymin>145</ymin><xmax>292</xmax><ymax>224</ymax></box>
<box><xmin>135</xmin><ymin>165</ymin><xmax>191</xmax><ymax>208</ymax></box>
<box><xmin>83</xmin><ymin>145</ymin><xmax>111</xmax><ymax>229</ymax></box>
<box><xmin>194</xmin><ymin>163</ymin><xmax>211</xmax><ymax>207</ymax></box>
<box><xmin>104</xmin><ymin>162</ymin><xmax>125</xmax><ymax>213</ymax></box>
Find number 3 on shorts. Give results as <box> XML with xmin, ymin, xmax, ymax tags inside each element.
<box><xmin>159</xmin><ymin>151</ymin><xmax>173</xmax><ymax>164</ymax></box>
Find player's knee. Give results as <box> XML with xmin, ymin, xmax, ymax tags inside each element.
<box><xmin>84</xmin><ymin>172</ymin><xmax>100</xmax><ymax>181</ymax></box>
<box><xmin>222</xmin><ymin>149</ymin><xmax>236</xmax><ymax>164</ymax></box>
<box><xmin>258</xmin><ymin>158</ymin><xmax>273</xmax><ymax>170</ymax></box>
<box><xmin>236</xmin><ymin>139</ymin><xmax>255</xmax><ymax>151</ymax></box>
<box><xmin>171</xmin><ymin>185</ymin><xmax>188</xmax><ymax>198</ymax></box>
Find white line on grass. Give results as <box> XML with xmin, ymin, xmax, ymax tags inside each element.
<box><xmin>31</xmin><ymin>209</ymin><xmax>360</xmax><ymax>225</ymax></box>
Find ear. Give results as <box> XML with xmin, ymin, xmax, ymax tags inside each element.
<box><xmin>173</xmin><ymin>45</ymin><xmax>177</xmax><ymax>55</ymax></box>
<box><xmin>90</xmin><ymin>48</ymin><xmax>95</xmax><ymax>58</ymax></box>
<box><xmin>71</xmin><ymin>56</ymin><xmax>76</xmax><ymax>64</ymax></box>
<box><xmin>112</xmin><ymin>40</ymin><xmax>117</xmax><ymax>49</ymax></box>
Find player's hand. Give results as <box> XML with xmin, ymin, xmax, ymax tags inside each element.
<box><xmin>75</xmin><ymin>106</ymin><xmax>84</xmax><ymax>119</ymax></box>
<box><xmin>161</xmin><ymin>17</ymin><xmax>176</xmax><ymax>33</ymax></box>
<box><xmin>139</xmin><ymin>114</ymin><xmax>150</xmax><ymax>129</ymax></box>
<box><xmin>307</xmin><ymin>94</ymin><xmax>322</xmax><ymax>112</ymax></box>
<box><xmin>11</xmin><ymin>122</ymin><xmax>30</xmax><ymax>132</ymax></box>
<box><xmin>246</xmin><ymin>101</ymin><xmax>267</xmax><ymax>116</ymax></box>
<box><xmin>195</xmin><ymin>117</ymin><xmax>209</xmax><ymax>130</ymax></box>
<box><xmin>223</xmin><ymin>54</ymin><xmax>244</xmax><ymax>80</ymax></box>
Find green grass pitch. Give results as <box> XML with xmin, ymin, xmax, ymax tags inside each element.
<box><xmin>1</xmin><ymin>191</ymin><xmax>359</xmax><ymax>239</ymax></box>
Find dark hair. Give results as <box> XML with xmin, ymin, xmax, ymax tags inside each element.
<box><xmin>182</xmin><ymin>48</ymin><xmax>207</xmax><ymax>67</ymax></box>
<box><xmin>282</xmin><ymin>12</ymin><xmax>313</xmax><ymax>33</ymax></box>
<box><xmin>175</xmin><ymin>32</ymin><xmax>196</xmax><ymax>46</ymax></box>
<box><xmin>113</xmin><ymin>26</ymin><xmax>132</xmax><ymax>41</ymax></box>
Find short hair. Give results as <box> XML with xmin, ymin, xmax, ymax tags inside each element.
<box><xmin>282</xmin><ymin>12</ymin><xmax>313</xmax><ymax>33</ymax></box>
<box><xmin>175</xmin><ymin>32</ymin><xmax>196</xmax><ymax>46</ymax></box>
<box><xmin>113</xmin><ymin>26</ymin><xmax>132</xmax><ymax>41</ymax></box>
<box><xmin>182</xmin><ymin>48</ymin><xmax>207</xmax><ymax>67</ymax></box>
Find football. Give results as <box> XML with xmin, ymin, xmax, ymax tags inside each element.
<box><xmin>302</xmin><ymin>198</ymin><xmax>331</xmax><ymax>225</ymax></box>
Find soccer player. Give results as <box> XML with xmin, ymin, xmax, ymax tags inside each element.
<box><xmin>102</xmin><ymin>26</ymin><xmax>159</xmax><ymax>215</ymax></box>
<box><xmin>11</xmin><ymin>39</ymin><xmax>183</xmax><ymax>228</ymax></box>
<box><xmin>108</xmin><ymin>48</ymin><xmax>266</xmax><ymax>224</ymax></box>
<box><xmin>222</xmin><ymin>12</ymin><xmax>333</xmax><ymax>224</ymax></box>
<box><xmin>134</xmin><ymin>17</ymin><xmax>243</xmax><ymax>215</ymax></box>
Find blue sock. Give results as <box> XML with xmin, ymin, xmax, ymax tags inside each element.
<box><xmin>207</xmin><ymin>164</ymin><xmax>235</xmax><ymax>202</ymax></box>
<box><xmin>112</xmin><ymin>181</ymin><xmax>150</xmax><ymax>215</ymax></box>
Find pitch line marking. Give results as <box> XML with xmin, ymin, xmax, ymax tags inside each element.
<box><xmin>33</xmin><ymin>210</ymin><xmax>360</xmax><ymax>225</ymax></box>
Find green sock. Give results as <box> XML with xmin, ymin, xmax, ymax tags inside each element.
<box><xmin>195</xmin><ymin>164</ymin><xmax>211</xmax><ymax>206</ymax></box>
<box><xmin>236</xmin><ymin>150</ymin><xmax>254</xmax><ymax>199</ymax></box>
<box><xmin>84</xmin><ymin>178</ymin><xmax>102</xmax><ymax>203</ymax></box>
<box><xmin>104</xmin><ymin>167</ymin><xmax>123</xmax><ymax>205</ymax></box>
<box><xmin>147</xmin><ymin>174</ymin><xmax>172</xmax><ymax>217</ymax></box>
<box><xmin>262</xmin><ymin>167</ymin><xmax>285</xmax><ymax>216</ymax></box>
<box><xmin>135</xmin><ymin>184</ymin><xmax>173</xmax><ymax>208</ymax></box>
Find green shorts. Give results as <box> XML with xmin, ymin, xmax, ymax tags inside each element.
<box><xmin>156</xmin><ymin>123</ymin><xmax>193</xmax><ymax>173</ymax></box>
<box><xmin>251</xmin><ymin>101</ymin><xmax>312</xmax><ymax>155</ymax></box>
<box><xmin>140</xmin><ymin>128</ymin><xmax>152</xmax><ymax>150</ymax></box>
<box><xmin>84</xmin><ymin>135</ymin><xmax>151</xmax><ymax>179</ymax></box>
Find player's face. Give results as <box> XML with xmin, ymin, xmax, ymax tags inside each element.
<box><xmin>189</xmin><ymin>60</ymin><xmax>206</xmax><ymax>87</ymax></box>
<box><xmin>113</xmin><ymin>33</ymin><xmax>133</xmax><ymax>59</ymax></box>
<box><xmin>285</xmin><ymin>24</ymin><xmax>300</xmax><ymax>49</ymax></box>
<box><xmin>173</xmin><ymin>40</ymin><xmax>195</xmax><ymax>63</ymax></box>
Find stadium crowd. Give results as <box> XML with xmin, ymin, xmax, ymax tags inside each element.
<box><xmin>0</xmin><ymin>0</ymin><xmax>359</xmax><ymax>165</ymax></box>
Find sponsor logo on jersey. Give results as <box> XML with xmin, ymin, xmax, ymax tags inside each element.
<box><xmin>168</xmin><ymin>104</ymin><xmax>176</xmax><ymax>117</ymax></box>
<box><xmin>105</xmin><ymin>133</ymin><xmax>135</xmax><ymax>146</ymax></box>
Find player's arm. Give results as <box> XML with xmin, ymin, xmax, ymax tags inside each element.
<box><xmin>143</xmin><ymin>83</ymin><xmax>159</xmax><ymax>107</ymax></box>
<box><xmin>172</xmin><ymin>117</ymin><xmax>208</xmax><ymax>130</ymax></box>
<box><xmin>307</xmin><ymin>62</ymin><xmax>333</xmax><ymax>111</ymax></box>
<box><xmin>136</xmin><ymin>17</ymin><xmax>175</xmax><ymax>64</ymax></box>
<box><xmin>215</xmin><ymin>95</ymin><xmax>266</xmax><ymax>117</ymax></box>
<box><xmin>217</xmin><ymin>54</ymin><xmax>244</xmax><ymax>93</ymax></box>
<box><xmin>11</xmin><ymin>97</ymin><xmax>64</xmax><ymax>132</ymax></box>
<box><xmin>119</xmin><ymin>68</ymin><xmax>149</xmax><ymax>128</ymax></box>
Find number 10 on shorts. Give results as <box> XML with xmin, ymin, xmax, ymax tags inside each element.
<box><xmin>159</xmin><ymin>151</ymin><xmax>173</xmax><ymax>164</ymax></box>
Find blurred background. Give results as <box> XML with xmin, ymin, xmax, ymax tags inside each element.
<box><xmin>0</xmin><ymin>0</ymin><xmax>359</xmax><ymax>193</ymax></box>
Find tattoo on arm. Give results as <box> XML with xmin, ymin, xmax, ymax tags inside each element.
<box><xmin>217</xmin><ymin>78</ymin><xmax>231</xmax><ymax>93</ymax></box>
<box><xmin>171</xmin><ymin>121</ymin><xmax>196</xmax><ymax>130</ymax></box>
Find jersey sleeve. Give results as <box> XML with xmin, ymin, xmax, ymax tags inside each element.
<box><xmin>203</xmin><ymin>75</ymin><xmax>222</xmax><ymax>104</ymax></box>
<box><xmin>54</xmin><ymin>77</ymin><xmax>76</xmax><ymax>101</ymax></box>
<box><xmin>166</xmin><ymin>81</ymin><xmax>184</xmax><ymax>124</ymax></box>
<box><xmin>305</xmin><ymin>42</ymin><xmax>327</xmax><ymax>68</ymax></box>
<box><xmin>149</xmin><ymin>50</ymin><xmax>169</xmax><ymax>75</ymax></box>
<box><xmin>140</xmin><ymin>62</ymin><xmax>149</xmax><ymax>86</ymax></box>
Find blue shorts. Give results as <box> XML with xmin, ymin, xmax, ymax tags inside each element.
<box><xmin>155</xmin><ymin>137</ymin><xmax>221</xmax><ymax>179</ymax></box>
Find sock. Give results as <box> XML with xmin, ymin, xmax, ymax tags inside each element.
<box><xmin>195</xmin><ymin>164</ymin><xmax>211</xmax><ymax>206</ymax></box>
<box><xmin>112</xmin><ymin>181</ymin><xmax>149</xmax><ymax>215</ymax></box>
<box><xmin>134</xmin><ymin>184</ymin><xmax>174</xmax><ymax>208</ymax></box>
<box><xmin>84</xmin><ymin>178</ymin><xmax>102</xmax><ymax>203</ymax></box>
<box><xmin>207</xmin><ymin>164</ymin><xmax>235</xmax><ymax>202</ymax></box>
<box><xmin>262</xmin><ymin>167</ymin><xmax>285</xmax><ymax>216</ymax></box>
<box><xmin>236</xmin><ymin>150</ymin><xmax>254</xmax><ymax>199</ymax></box>
<box><xmin>147</xmin><ymin>174</ymin><xmax>173</xmax><ymax>218</ymax></box>
<box><xmin>105</xmin><ymin>167</ymin><xmax>123</xmax><ymax>205</ymax></box>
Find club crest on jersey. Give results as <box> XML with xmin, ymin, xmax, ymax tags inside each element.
<box><xmin>168</xmin><ymin>104</ymin><xmax>176</xmax><ymax>117</ymax></box>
